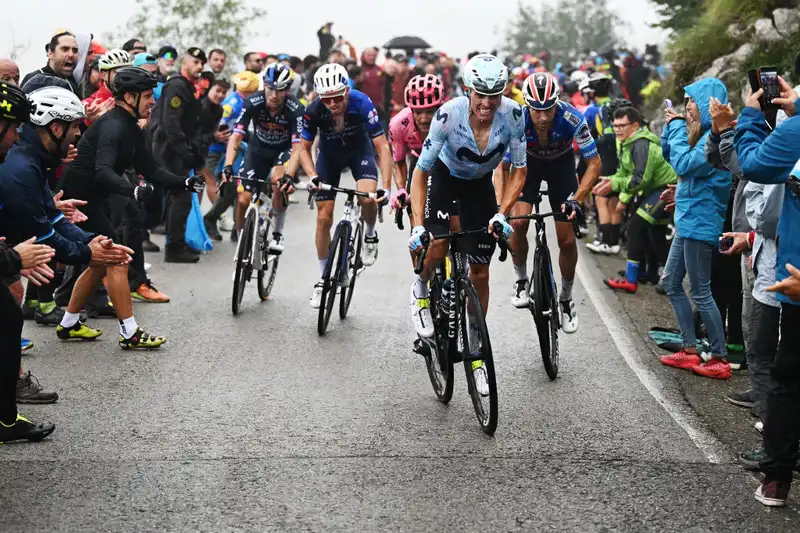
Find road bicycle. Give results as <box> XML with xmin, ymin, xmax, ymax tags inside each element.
<box><xmin>508</xmin><ymin>190</ymin><xmax>561</xmax><ymax>380</ymax></box>
<box><xmin>307</xmin><ymin>181</ymin><xmax>385</xmax><ymax>336</ymax></box>
<box><xmin>231</xmin><ymin>182</ymin><xmax>287</xmax><ymax>316</ymax></box>
<box><xmin>415</xmin><ymin>225</ymin><xmax>510</xmax><ymax>435</ymax></box>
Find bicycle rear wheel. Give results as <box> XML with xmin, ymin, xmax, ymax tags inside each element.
<box><xmin>458</xmin><ymin>279</ymin><xmax>498</xmax><ymax>435</ymax></box>
<box><xmin>424</xmin><ymin>272</ymin><xmax>454</xmax><ymax>403</ymax></box>
<box><xmin>339</xmin><ymin>221</ymin><xmax>362</xmax><ymax>319</ymax></box>
<box><xmin>318</xmin><ymin>224</ymin><xmax>347</xmax><ymax>336</ymax></box>
<box><xmin>231</xmin><ymin>209</ymin><xmax>255</xmax><ymax>316</ymax></box>
<box><xmin>532</xmin><ymin>245</ymin><xmax>559</xmax><ymax>380</ymax></box>
<box><xmin>257</xmin><ymin>218</ymin><xmax>279</xmax><ymax>301</ymax></box>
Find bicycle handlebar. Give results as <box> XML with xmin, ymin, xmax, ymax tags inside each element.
<box><xmin>412</xmin><ymin>225</ymin><xmax>511</xmax><ymax>275</ymax></box>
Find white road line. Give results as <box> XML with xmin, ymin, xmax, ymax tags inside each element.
<box><xmin>576</xmin><ymin>258</ymin><xmax>724</xmax><ymax>464</ymax></box>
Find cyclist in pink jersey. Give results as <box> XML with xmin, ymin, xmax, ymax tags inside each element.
<box><xmin>388</xmin><ymin>74</ymin><xmax>446</xmax><ymax>231</ymax></box>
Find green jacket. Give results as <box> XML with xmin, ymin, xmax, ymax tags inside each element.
<box><xmin>609</xmin><ymin>127</ymin><xmax>677</xmax><ymax>205</ymax></box>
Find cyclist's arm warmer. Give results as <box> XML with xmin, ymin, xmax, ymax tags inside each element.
<box><xmin>574</xmin><ymin>120</ymin><xmax>598</xmax><ymax>159</ymax></box>
<box><xmin>233</xmin><ymin>97</ymin><xmax>254</xmax><ymax>136</ymax></box>
<box><xmin>94</xmin><ymin>122</ymin><xmax>136</xmax><ymax>198</ymax></box>
<box><xmin>416</xmin><ymin>108</ymin><xmax>451</xmax><ymax>173</ymax></box>
<box><xmin>508</xmin><ymin>103</ymin><xmax>528</xmax><ymax>168</ymax></box>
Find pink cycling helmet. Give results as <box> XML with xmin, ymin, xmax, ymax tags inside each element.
<box><xmin>404</xmin><ymin>74</ymin><xmax>445</xmax><ymax>109</ymax></box>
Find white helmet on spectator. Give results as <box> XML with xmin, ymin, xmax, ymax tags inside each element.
<box><xmin>98</xmin><ymin>49</ymin><xmax>132</xmax><ymax>71</ymax></box>
<box><xmin>314</xmin><ymin>63</ymin><xmax>349</xmax><ymax>96</ymax></box>
<box><xmin>28</xmin><ymin>87</ymin><xmax>86</xmax><ymax>126</ymax></box>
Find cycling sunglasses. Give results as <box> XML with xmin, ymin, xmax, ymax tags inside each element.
<box><xmin>321</xmin><ymin>94</ymin><xmax>346</xmax><ymax>105</ymax></box>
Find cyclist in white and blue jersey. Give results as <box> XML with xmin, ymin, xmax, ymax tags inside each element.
<box><xmin>407</xmin><ymin>54</ymin><xmax>527</xmax><ymax>393</ymax></box>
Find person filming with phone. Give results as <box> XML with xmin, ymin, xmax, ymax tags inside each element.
<box><xmin>734</xmin><ymin>69</ymin><xmax>800</xmax><ymax>508</ymax></box>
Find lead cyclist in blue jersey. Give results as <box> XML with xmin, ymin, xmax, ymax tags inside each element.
<box><xmin>496</xmin><ymin>72</ymin><xmax>602</xmax><ymax>333</ymax></box>
<box><xmin>408</xmin><ymin>54</ymin><xmax>527</xmax><ymax>395</ymax></box>
<box><xmin>298</xmin><ymin>63</ymin><xmax>393</xmax><ymax>308</ymax></box>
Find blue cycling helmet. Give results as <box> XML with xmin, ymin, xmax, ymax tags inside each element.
<box><xmin>463</xmin><ymin>54</ymin><xmax>508</xmax><ymax>96</ymax></box>
<box><xmin>263</xmin><ymin>62</ymin><xmax>294</xmax><ymax>90</ymax></box>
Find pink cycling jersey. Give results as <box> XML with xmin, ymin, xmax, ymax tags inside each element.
<box><xmin>388</xmin><ymin>107</ymin><xmax>423</xmax><ymax>163</ymax></box>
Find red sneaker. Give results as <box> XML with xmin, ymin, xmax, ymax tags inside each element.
<box><xmin>692</xmin><ymin>356</ymin><xmax>731</xmax><ymax>380</ymax></box>
<box><xmin>659</xmin><ymin>350</ymin><xmax>702</xmax><ymax>370</ymax></box>
<box><xmin>603</xmin><ymin>278</ymin><xmax>637</xmax><ymax>293</ymax></box>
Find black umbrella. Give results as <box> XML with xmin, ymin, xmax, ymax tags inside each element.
<box><xmin>383</xmin><ymin>36</ymin><xmax>432</xmax><ymax>53</ymax></box>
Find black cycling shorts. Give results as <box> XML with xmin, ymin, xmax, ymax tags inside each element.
<box><xmin>237</xmin><ymin>149</ymin><xmax>290</xmax><ymax>195</ymax></box>
<box><xmin>424</xmin><ymin>159</ymin><xmax>496</xmax><ymax>265</ymax></box>
<box><xmin>315</xmin><ymin>142</ymin><xmax>378</xmax><ymax>202</ymax></box>
<box><xmin>520</xmin><ymin>153</ymin><xmax>579</xmax><ymax>222</ymax></box>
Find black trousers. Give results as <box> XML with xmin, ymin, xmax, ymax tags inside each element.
<box><xmin>0</xmin><ymin>283</ymin><xmax>21</xmax><ymax>424</ymax></box>
<box><xmin>711</xmin><ymin>249</ymin><xmax>744</xmax><ymax>345</ymax></box>
<box><xmin>205</xmin><ymin>181</ymin><xmax>236</xmax><ymax>222</ymax></box>
<box><xmin>747</xmin><ymin>299</ymin><xmax>781</xmax><ymax>422</ymax></box>
<box><xmin>626</xmin><ymin>212</ymin><xmax>668</xmax><ymax>274</ymax></box>
<box><xmin>763</xmin><ymin>303</ymin><xmax>800</xmax><ymax>481</ymax></box>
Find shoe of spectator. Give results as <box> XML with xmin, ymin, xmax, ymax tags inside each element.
<box><xmin>739</xmin><ymin>446</ymin><xmax>767</xmax><ymax>470</ymax></box>
<box><xmin>691</xmin><ymin>357</ymin><xmax>731</xmax><ymax>379</ymax></box>
<box><xmin>56</xmin><ymin>322</ymin><xmax>103</xmax><ymax>340</ymax></box>
<box><xmin>603</xmin><ymin>278</ymin><xmax>637</xmax><ymax>293</ymax></box>
<box><xmin>726</xmin><ymin>389</ymin><xmax>755</xmax><ymax>408</ymax></box>
<box><xmin>655</xmin><ymin>281</ymin><xmax>667</xmax><ymax>295</ymax></box>
<box><xmin>0</xmin><ymin>414</ymin><xmax>55</xmax><ymax>443</ymax></box>
<box><xmin>144</xmin><ymin>262</ymin><xmax>152</xmax><ymax>272</ymax></box>
<box><xmin>755</xmin><ymin>420</ymin><xmax>764</xmax><ymax>433</ymax></box>
<box><xmin>21</xmin><ymin>338</ymin><xmax>34</xmax><ymax>352</ymax></box>
<box><xmin>21</xmin><ymin>301</ymin><xmax>37</xmax><ymax>320</ymax></box>
<box><xmin>165</xmin><ymin>246</ymin><xmax>200</xmax><ymax>264</ymax></box>
<box><xmin>203</xmin><ymin>216</ymin><xmax>223</xmax><ymax>242</ymax></box>
<box><xmin>16</xmin><ymin>372</ymin><xmax>58</xmax><ymax>404</ymax></box>
<box><xmin>585</xmin><ymin>240</ymin><xmax>603</xmax><ymax>253</ymax></box>
<box><xmin>151</xmin><ymin>224</ymin><xmax>167</xmax><ymax>235</ymax></box>
<box><xmin>85</xmin><ymin>302</ymin><xmax>116</xmax><ymax>319</ymax></box>
<box><xmin>131</xmin><ymin>282</ymin><xmax>170</xmax><ymax>303</ymax></box>
<box><xmin>219</xmin><ymin>213</ymin><xmax>234</xmax><ymax>232</ymax></box>
<box><xmin>726</xmin><ymin>351</ymin><xmax>747</xmax><ymax>371</ymax></box>
<box><xmin>142</xmin><ymin>239</ymin><xmax>161</xmax><ymax>252</ymax></box>
<box><xmin>34</xmin><ymin>305</ymin><xmax>65</xmax><ymax>326</ymax></box>
<box><xmin>608</xmin><ymin>244</ymin><xmax>621</xmax><ymax>255</ymax></box>
<box><xmin>659</xmin><ymin>350</ymin><xmax>702</xmax><ymax>370</ymax></box>
<box><xmin>755</xmin><ymin>478</ymin><xmax>790</xmax><ymax>507</ymax></box>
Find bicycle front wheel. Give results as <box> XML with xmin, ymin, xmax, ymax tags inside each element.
<box><xmin>231</xmin><ymin>210</ymin><xmax>255</xmax><ymax>316</ymax></box>
<box><xmin>425</xmin><ymin>272</ymin><xmax>454</xmax><ymax>403</ymax></box>
<box><xmin>257</xmin><ymin>219</ymin><xmax>279</xmax><ymax>301</ymax></box>
<box><xmin>458</xmin><ymin>279</ymin><xmax>498</xmax><ymax>435</ymax></box>
<box><xmin>339</xmin><ymin>220</ymin><xmax>362</xmax><ymax>319</ymax></box>
<box><xmin>532</xmin><ymin>245</ymin><xmax>559</xmax><ymax>380</ymax></box>
<box><xmin>318</xmin><ymin>224</ymin><xmax>347</xmax><ymax>336</ymax></box>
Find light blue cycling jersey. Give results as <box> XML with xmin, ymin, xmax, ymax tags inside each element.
<box><xmin>416</xmin><ymin>96</ymin><xmax>527</xmax><ymax>179</ymax></box>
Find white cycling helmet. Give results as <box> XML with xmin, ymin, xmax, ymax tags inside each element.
<box><xmin>463</xmin><ymin>54</ymin><xmax>508</xmax><ymax>96</ymax></box>
<box><xmin>314</xmin><ymin>63</ymin><xmax>349</xmax><ymax>96</ymax></box>
<box><xmin>28</xmin><ymin>87</ymin><xmax>86</xmax><ymax>126</ymax></box>
<box><xmin>578</xmin><ymin>77</ymin><xmax>594</xmax><ymax>94</ymax></box>
<box><xmin>570</xmin><ymin>70</ymin><xmax>589</xmax><ymax>83</ymax></box>
<box><xmin>98</xmin><ymin>49</ymin><xmax>132</xmax><ymax>71</ymax></box>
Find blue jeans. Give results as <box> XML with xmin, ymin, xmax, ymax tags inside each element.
<box><xmin>662</xmin><ymin>236</ymin><xmax>727</xmax><ymax>356</ymax></box>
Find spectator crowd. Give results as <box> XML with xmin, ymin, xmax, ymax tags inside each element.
<box><xmin>0</xmin><ymin>21</ymin><xmax>797</xmax><ymax>509</ymax></box>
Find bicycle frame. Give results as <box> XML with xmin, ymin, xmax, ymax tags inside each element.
<box><xmin>332</xmin><ymin>192</ymin><xmax>361</xmax><ymax>286</ymax></box>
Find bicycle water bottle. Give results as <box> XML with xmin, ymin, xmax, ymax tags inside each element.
<box><xmin>441</xmin><ymin>278</ymin><xmax>456</xmax><ymax>339</ymax></box>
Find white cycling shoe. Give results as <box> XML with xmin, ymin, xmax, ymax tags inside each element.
<box><xmin>511</xmin><ymin>279</ymin><xmax>530</xmax><ymax>308</ymax></box>
<box><xmin>268</xmin><ymin>233</ymin><xmax>285</xmax><ymax>253</ymax></box>
<box><xmin>310</xmin><ymin>282</ymin><xmax>323</xmax><ymax>309</ymax></box>
<box><xmin>473</xmin><ymin>366</ymin><xmax>490</xmax><ymax>397</ymax></box>
<box><xmin>410</xmin><ymin>283</ymin><xmax>434</xmax><ymax>338</ymax></box>
<box><xmin>362</xmin><ymin>233</ymin><xmax>379</xmax><ymax>267</ymax></box>
<box><xmin>560</xmin><ymin>299</ymin><xmax>579</xmax><ymax>334</ymax></box>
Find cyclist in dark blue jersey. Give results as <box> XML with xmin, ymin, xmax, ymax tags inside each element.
<box><xmin>222</xmin><ymin>63</ymin><xmax>316</xmax><ymax>252</ymax></box>
<box><xmin>497</xmin><ymin>72</ymin><xmax>602</xmax><ymax>334</ymax></box>
<box><xmin>298</xmin><ymin>63</ymin><xmax>392</xmax><ymax>308</ymax></box>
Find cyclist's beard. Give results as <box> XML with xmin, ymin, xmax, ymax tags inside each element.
<box><xmin>686</xmin><ymin>120</ymin><xmax>702</xmax><ymax>149</ymax></box>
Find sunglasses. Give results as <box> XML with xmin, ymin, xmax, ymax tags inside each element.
<box><xmin>321</xmin><ymin>95</ymin><xmax>345</xmax><ymax>105</ymax></box>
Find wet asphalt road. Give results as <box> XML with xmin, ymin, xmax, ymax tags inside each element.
<box><xmin>3</xmin><ymin>176</ymin><xmax>798</xmax><ymax>532</ymax></box>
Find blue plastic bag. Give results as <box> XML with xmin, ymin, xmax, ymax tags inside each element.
<box><xmin>185</xmin><ymin>192</ymin><xmax>213</xmax><ymax>252</ymax></box>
